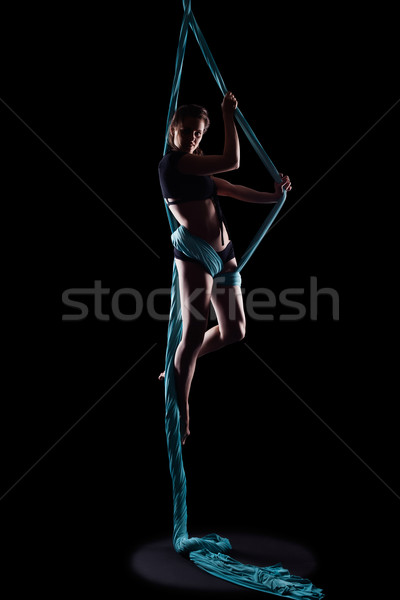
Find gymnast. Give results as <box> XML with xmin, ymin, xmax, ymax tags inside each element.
<box><xmin>158</xmin><ymin>92</ymin><xmax>292</xmax><ymax>444</ymax></box>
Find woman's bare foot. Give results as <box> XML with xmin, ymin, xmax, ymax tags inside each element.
<box><xmin>180</xmin><ymin>405</ymin><xmax>190</xmax><ymax>445</ymax></box>
<box><xmin>158</xmin><ymin>371</ymin><xmax>165</xmax><ymax>381</ymax></box>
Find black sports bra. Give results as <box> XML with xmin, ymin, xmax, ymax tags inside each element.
<box><xmin>158</xmin><ymin>149</ymin><xmax>227</xmax><ymax>244</ymax></box>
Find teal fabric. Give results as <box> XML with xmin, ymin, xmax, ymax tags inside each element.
<box><xmin>171</xmin><ymin>225</ymin><xmax>224</xmax><ymax>277</ymax></box>
<box><xmin>162</xmin><ymin>2</ymin><xmax>324</xmax><ymax>598</ymax></box>
<box><xmin>171</xmin><ymin>225</ymin><xmax>242</xmax><ymax>286</ymax></box>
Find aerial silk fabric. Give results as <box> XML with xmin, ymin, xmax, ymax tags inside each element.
<box><xmin>171</xmin><ymin>225</ymin><xmax>242</xmax><ymax>285</ymax></box>
<box><xmin>162</xmin><ymin>2</ymin><xmax>324</xmax><ymax>598</ymax></box>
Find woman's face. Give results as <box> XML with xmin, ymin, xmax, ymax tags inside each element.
<box><xmin>172</xmin><ymin>117</ymin><xmax>206</xmax><ymax>153</ymax></box>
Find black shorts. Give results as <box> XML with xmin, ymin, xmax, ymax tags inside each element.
<box><xmin>173</xmin><ymin>240</ymin><xmax>236</xmax><ymax>269</ymax></box>
<box><xmin>174</xmin><ymin>241</ymin><xmax>235</xmax><ymax>271</ymax></box>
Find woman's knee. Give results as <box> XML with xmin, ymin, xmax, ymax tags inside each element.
<box><xmin>221</xmin><ymin>320</ymin><xmax>246</xmax><ymax>345</ymax></box>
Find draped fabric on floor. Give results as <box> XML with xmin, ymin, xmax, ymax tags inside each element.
<box><xmin>162</xmin><ymin>2</ymin><xmax>324</xmax><ymax>597</ymax></box>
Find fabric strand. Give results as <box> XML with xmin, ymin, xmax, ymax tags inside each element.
<box><xmin>161</xmin><ymin>2</ymin><xmax>324</xmax><ymax>598</ymax></box>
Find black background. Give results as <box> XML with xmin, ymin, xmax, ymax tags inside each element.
<box><xmin>1</xmin><ymin>2</ymin><xmax>399</xmax><ymax>598</ymax></box>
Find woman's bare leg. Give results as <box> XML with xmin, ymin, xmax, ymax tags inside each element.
<box><xmin>172</xmin><ymin>259</ymin><xmax>214</xmax><ymax>444</ymax></box>
<box><xmin>159</xmin><ymin>261</ymin><xmax>246</xmax><ymax>380</ymax></box>
<box><xmin>199</xmin><ymin>282</ymin><xmax>246</xmax><ymax>355</ymax></box>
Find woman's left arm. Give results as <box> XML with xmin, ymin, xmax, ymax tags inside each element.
<box><xmin>212</xmin><ymin>175</ymin><xmax>292</xmax><ymax>204</ymax></box>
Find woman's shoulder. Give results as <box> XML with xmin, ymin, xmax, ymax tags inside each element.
<box><xmin>159</xmin><ymin>149</ymin><xmax>186</xmax><ymax>168</ymax></box>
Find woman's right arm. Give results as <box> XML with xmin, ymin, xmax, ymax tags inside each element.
<box><xmin>178</xmin><ymin>92</ymin><xmax>240</xmax><ymax>176</ymax></box>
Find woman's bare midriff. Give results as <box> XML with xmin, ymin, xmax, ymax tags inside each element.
<box><xmin>167</xmin><ymin>197</ymin><xmax>229</xmax><ymax>252</ymax></box>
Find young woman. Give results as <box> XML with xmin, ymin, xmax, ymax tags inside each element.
<box><xmin>159</xmin><ymin>92</ymin><xmax>292</xmax><ymax>444</ymax></box>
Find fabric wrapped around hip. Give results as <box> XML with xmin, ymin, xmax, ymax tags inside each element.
<box><xmin>171</xmin><ymin>225</ymin><xmax>242</xmax><ymax>287</ymax></box>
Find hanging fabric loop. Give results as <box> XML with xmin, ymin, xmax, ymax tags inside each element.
<box><xmin>162</xmin><ymin>3</ymin><xmax>324</xmax><ymax>598</ymax></box>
